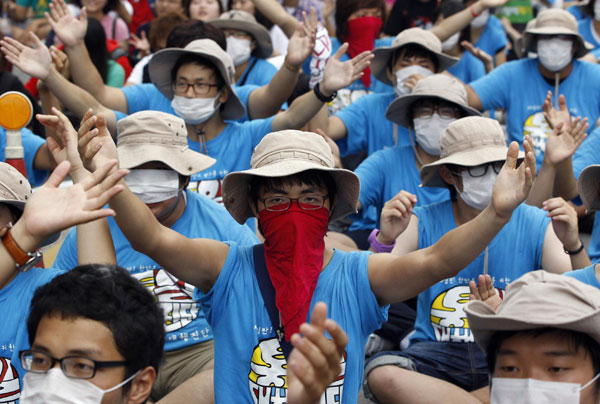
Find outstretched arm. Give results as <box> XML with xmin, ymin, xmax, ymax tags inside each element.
<box><xmin>368</xmin><ymin>138</ymin><xmax>536</xmax><ymax>305</ymax></box>
<box><xmin>250</xmin><ymin>0</ymin><xmax>300</xmax><ymax>38</ymax></box>
<box><xmin>431</xmin><ymin>0</ymin><xmax>510</xmax><ymax>41</ymax></box>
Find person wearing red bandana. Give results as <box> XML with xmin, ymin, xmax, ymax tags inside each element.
<box><xmin>87</xmin><ymin>124</ymin><xmax>537</xmax><ymax>403</ymax></box>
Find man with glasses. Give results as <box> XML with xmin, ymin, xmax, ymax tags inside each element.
<box><xmin>365</xmin><ymin>116</ymin><xmax>577</xmax><ymax>403</ymax></box>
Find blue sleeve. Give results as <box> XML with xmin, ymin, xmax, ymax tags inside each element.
<box><xmin>122</xmin><ymin>84</ymin><xmax>152</xmax><ymax>113</ymax></box>
<box><xmin>355</xmin><ymin>150</ymin><xmax>386</xmax><ymax>210</ymax></box>
<box><xmin>21</xmin><ymin>128</ymin><xmax>49</xmax><ymax>186</ymax></box>
<box><xmin>573</xmin><ymin>128</ymin><xmax>600</xmax><ymax>179</ymax></box>
<box><xmin>245</xmin><ymin>116</ymin><xmax>275</xmax><ymax>147</ymax></box>
<box><xmin>334</xmin><ymin>94</ymin><xmax>372</xmax><ymax>156</ymax></box>
<box><xmin>564</xmin><ymin>265</ymin><xmax>600</xmax><ymax>288</ymax></box>
<box><xmin>114</xmin><ymin>110</ymin><xmax>127</xmax><ymax>122</ymax></box>
<box><xmin>469</xmin><ymin>62</ymin><xmax>511</xmax><ymax>111</ymax></box>
<box><xmin>233</xmin><ymin>84</ymin><xmax>259</xmax><ymax>122</ymax></box>
<box><xmin>52</xmin><ymin>228</ymin><xmax>79</xmax><ymax>270</ymax></box>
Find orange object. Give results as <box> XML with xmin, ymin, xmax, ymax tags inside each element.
<box><xmin>0</xmin><ymin>91</ymin><xmax>33</xmax><ymax>131</ymax></box>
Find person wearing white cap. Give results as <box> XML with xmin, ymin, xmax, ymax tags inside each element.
<box><xmin>78</xmin><ymin>108</ymin><xmax>537</xmax><ymax>403</ymax></box>
<box><xmin>365</xmin><ymin>116</ymin><xmax>578</xmax><ymax>403</ymax></box>
<box><xmin>466</xmin><ymin>8</ymin><xmax>600</xmax><ymax>170</ymax></box>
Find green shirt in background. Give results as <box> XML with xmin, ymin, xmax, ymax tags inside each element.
<box><xmin>15</xmin><ymin>0</ymin><xmax>49</xmax><ymax>19</ymax></box>
<box><xmin>496</xmin><ymin>0</ymin><xmax>534</xmax><ymax>24</ymax></box>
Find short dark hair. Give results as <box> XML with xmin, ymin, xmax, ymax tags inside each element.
<box><xmin>486</xmin><ymin>328</ymin><xmax>600</xmax><ymax>393</ymax></box>
<box><xmin>27</xmin><ymin>265</ymin><xmax>165</xmax><ymax>385</ymax></box>
<box><xmin>166</xmin><ymin>20</ymin><xmax>227</xmax><ymax>49</ymax></box>
<box><xmin>182</xmin><ymin>0</ymin><xmax>224</xmax><ymax>19</ymax></box>
<box><xmin>170</xmin><ymin>54</ymin><xmax>225</xmax><ymax>89</ymax></box>
<box><xmin>335</xmin><ymin>0</ymin><xmax>386</xmax><ymax>43</ymax></box>
<box><xmin>388</xmin><ymin>44</ymin><xmax>440</xmax><ymax>75</ymax></box>
<box><xmin>149</xmin><ymin>12</ymin><xmax>189</xmax><ymax>52</ymax></box>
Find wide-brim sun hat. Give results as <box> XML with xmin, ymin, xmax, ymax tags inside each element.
<box><xmin>0</xmin><ymin>162</ymin><xmax>59</xmax><ymax>247</ymax></box>
<box><xmin>371</xmin><ymin>28</ymin><xmax>458</xmax><ymax>86</ymax></box>
<box><xmin>523</xmin><ymin>8</ymin><xmax>592</xmax><ymax>58</ymax></box>
<box><xmin>148</xmin><ymin>39</ymin><xmax>245</xmax><ymax>121</ymax></box>
<box><xmin>117</xmin><ymin>110</ymin><xmax>216</xmax><ymax>175</ymax></box>
<box><xmin>210</xmin><ymin>10</ymin><xmax>273</xmax><ymax>58</ymax></box>
<box><xmin>465</xmin><ymin>270</ymin><xmax>600</xmax><ymax>352</ymax></box>
<box><xmin>222</xmin><ymin>130</ymin><xmax>359</xmax><ymax>224</ymax></box>
<box><xmin>578</xmin><ymin>164</ymin><xmax>600</xmax><ymax>211</ymax></box>
<box><xmin>385</xmin><ymin>74</ymin><xmax>481</xmax><ymax>128</ymax></box>
<box><xmin>420</xmin><ymin>116</ymin><xmax>524</xmax><ymax>188</ymax></box>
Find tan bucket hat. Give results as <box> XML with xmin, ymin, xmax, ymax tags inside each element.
<box><xmin>210</xmin><ymin>10</ymin><xmax>273</xmax><ymax>58</ymax></box>
<box><xmin>148</xmin><ymin>39</ymin><xmax>245</xmax><ymax>120</ymax></box>
<box><xmin>385</xmin><ymin>74</ymin><xmax>481</xmax><ymax>128</ymax></box>
<box><xmin>371</xmin><ymin>28</ymin><xmax>458</xmax><ymax>86</ymax></box>
<box><xmin>465</xmin><ymin>270</ymin><xmax>600</xmax><ymax>352</ymax></box>
<box><xmin>222</xmin><ymin>130</ymin><xmax>359</xmax><ymax>224</ymax></box>
<box><xmin>0</xmin><ymin>162</ymin><xmax>59</xmax><ymax>246</ymax></box>
<box><xmin>578</xmin><ymin>164</ymin><xmax>600</xmax><ymax>211</ymax></box>
<box><xmin>523</xmin><ymin>8</ymin><xmax>592</xmax><ymax>58</ymax></box>
<box><xmin>117</xmin><ymin>111</ymin><xmax>216</xmax><ymax>175</ymax></box>
<box><xmin>420</xmin><ymin>116</ymin><xmax>524</xmax><ymax>188</ymax></box>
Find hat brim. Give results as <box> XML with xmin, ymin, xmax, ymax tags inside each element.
<box><xmin>578</xmin><ymin>164</ymin><xmax>600</xmax><ymax>211</ymax></box>
<box><xmin>385</xmin><ymin>94</ymin><xmax>482</xmax><ymax>128</ymax></box>
<box><xmin>118</xmin><ymin>143</ymin><xmax>216</xmax><ymax>176</ymax></box>
<box><xmin>222</xmin><ymin>160</ymin><xmax>359</xmax><ymax>224</ymax></box>
<box><xmin>420</xmin><ymin>146</ymin><xmax>524</xmax><ymax>188</ymax></box>
<box><xmin>465</xmin><ymin>300</ymin><xmax>600</xmax><ymax>352</ymax></box>
<box><xmin>371</xmin><ymin>45</ymin><xmax>458</xmax><ymax>86</ymax></box>
<box><xmin>210</xmin><ymin>19</ymin><xmax>273</xmax><ymax>58</ymax></box>
<box><xmin>523</xmin><ymin>30</ymin><xmax>592</xmax><ymax>58</ymax></box>
<box><xmin>148</xmin><ymin>49</ymin><xmax>245</xmax><ymax>121</ymax></box>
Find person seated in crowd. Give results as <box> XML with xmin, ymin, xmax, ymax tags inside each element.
<box><xmin>53</xmin><ymin>109</ymin><xmax>257</xmax><ymax>402</ymax></box>
<box><xmin>462</xmin><ymin>0</ymin><xmax>508</xmax><ymax>66</ymax></box>
<box><xmin>184</xmin><ymin>0</ymin><xmax>222</xmax><ymax>22</ymax></box>
<box><xmin>210</xmin><ymin>10</ymin><xmax>277</xmax><ymax>86</ymax></box>
<box><xmin>75</xmin><ymin>101</ymin><xmax>537</xmax><ymax>402</ymax></box>
<box><xmin>364</xmin><ymin>116</ymin><xmax>583</xmax><ymax>403</ymax></box>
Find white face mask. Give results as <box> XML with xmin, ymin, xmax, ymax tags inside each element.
<box><xmin>413</xmin><ymin>113</ymin><xmax>455</xmax><ymax>155</ymax></box>
<box><xmin>394</xmin><ymin>65</ymin><xmax>434</xmax><ymax>96</ymax></box>
<box><xmin>594</xmin><ymin>0</ymin><xmax>600</xmax><ymax>21</ymax></box>
<box><xmin>226</xmin><ymin>36</ymin><xmax>252</xmax><ymax>67</ymax></box>
<box><xmin>457</xmin><ymin>166</ymin><xmax>498</xmax><ymax>211</ymax></box>
<box><xmin>490</xmin><ymin>373</ymin><xmax>600</xmax><ymax>404</ymax></box>
<box><xmin>537</xmin><ymin>37</ymin><xmax>573</xmax><ymax>72</ymax></box>
<box><xmin>470</xmin><ymin>9</ymin><xmax>489</xmax><ymax>28</ymax></box>
<box><xmin>125</xmin><ymin>169</ymin><xmax>180</xmax><ymax>204</ymax></box>
<box><xmin>171</xmin><ymin>93</ymin><xmax>221</xmax><ymax>125</ymax></box>
<box><xmin>442</xmin><ymin>32</ymin><xmax>460</xmax><ymax>52</ymax></box>
<box><xmin>20</xmin><ymin>368</ymin><xmax>140</xmax><ymax>404</ymax></box>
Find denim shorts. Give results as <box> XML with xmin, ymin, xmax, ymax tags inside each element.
<box><xmin>363</xmin><ymin>341</ymin><xmax>489</xmax><ymax>401</ymax></box>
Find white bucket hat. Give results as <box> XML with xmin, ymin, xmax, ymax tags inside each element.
<box><xmin>210</xmin><ymin>10</ymin><xmax>273</xmax><ymax>58</ymax></box>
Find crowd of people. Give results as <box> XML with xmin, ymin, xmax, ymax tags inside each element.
<box><xmin>0</xmin><ymin>0</ymin><xmax>600</xmax><ymax>403</ymax></box>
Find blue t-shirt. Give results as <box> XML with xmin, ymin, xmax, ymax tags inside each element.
<box><xmin>410</xmin><ymin>201</ymin><xmax>548</xmax><ymax>344</ymax></box>
<box><xmin>578</xmin><ymin>18</ymin><xmax>600</xmax><ymax>51</ymax></box>
<box><xmin>475</xmin><ymin>15</ymin><xmax>508</xmax><ymax>59</ymax></box>
<box><xmin>447</xmin><ymin>51</ymin><xmax>486</xmax><ymax>84</ymax></box>
<box><xmin>352</xmin><ymin>145</ymin><xmax>450</xmax><ymax>231</ymax></box>
<box><xmin>199</xmin><ymin>244</ymin><xmax>388</xmax><ymax>404</ymax></box>
<box><xmin>237</xmin><ymin>56</ymin><xmax>277</xmax><ymax>87</ymax></box>
<box><xmin>564</xmin><ymin>264</ymin><xmax>600</xmax><ymax>288</ymax></box>
<box><xmin>120</xmin><ymin>83</ymin><xmax>258</xmax><ymax>123</ymax></box>
<box><xmin>334</xmin><ymin>92</ymin><xmax>409</xmax><ymax>157</ymax></box>
<box><xmin>568</xmin><ymin>5</ymin><xmax>585</xmax><ymax>20</ymax></box>
<box><xmin>53</xmin><ymin>190</ymin><xmax>258</xmax><ymax>352</ymax></box>
<box><xmin>0</xmin><ymin>267</ymin><xmax>64</xmax><ymax>400</ymax></box>
<box><xmin>470</xmin><ymin>58</ymin><xmax>600</xmax><ymax>169</ymax></box>
<box><xmin>0</xmin><ymin>127</ymin><xmax>48</xmax><ymax>187</ymax></box>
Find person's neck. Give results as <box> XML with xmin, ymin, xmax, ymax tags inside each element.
<box><xmin>538</xmin><ymin>61</ymin><xmax>573</xmax><ymax>80</ymax></box>
<box><xmin>186</xmin><ymin>113</ymin><xmax>227</xmax><ymax>143</ymax></box>
<box><xmin>234</xmin><ymin>60</ymin><xmax>249</xmax><ymax>82</ymax></box>
<box><xmin>322</xmin><ymin>248</ymin><xmax>334</xmax><ymax>271</ymax></box>
<box><xmin>452</xmin><ymin>197</ymin><xmax>481</xmax><ymax>226</ymax></box>
<box><xmin>87</xmin><ymin>10</ymin><xmax>104</xmax><ymax>20</ymax></box>
<box><xmin>415</xmin><ymin>144</ymin><xmax>439</xmax><ymax>170</ymax></box>
<box><xmin>593</xmin><ymin>19</ymin><xmax>600</xmax><ymax>37</ymax></box>
<box><xmin>158</xmin><ymin>191</ymin><xmax>187</xmax><ymax>228</ymax></box>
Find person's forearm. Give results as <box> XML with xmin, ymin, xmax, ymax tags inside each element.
<box><xmin>553</xmin><ymin>159</ymin><xmax>579</xmax><ymax>201</ymax></box>
<box><xmin>431</xmin><ymin>0</ymin><xmax>488</xmax><ymax>41</ymax></box>
<box><xmin>248</xmin><ymin>60</ymin><xmax>300</xmax><ymax>119</ymax></box>
<box><xmin>526</xmin><ymin>162</ymin><xmax>555</xmax><ymax>207</ymax></box>
<box><xmin>251</xmin><ymin>0</ymin><xmax>298</xmax><ymax>38</ymax></box>
<box><xmin>0</xmin><ymin>219</ymin><xmax>43</xmax><ymax>288</ymax></box>
<box><xmin>568</xmin><ymin>245</ymin><xmax>592</xmax><ymax>270</ymax></box>
<box><xmin>272</xmin><ymin>87</ymin><xmax>324</xmax><ymax>130</ymax></box>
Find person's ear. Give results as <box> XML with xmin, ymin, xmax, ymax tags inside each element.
<box><xmin>180</xmin><ymin>175</ymin><xmax>190</xmax><ymax>190</ymax></box>
<box><xmin>250</xmin><ymin>39</ymin><xmax>257</xmax><ymax>51</ymax></box>
<box><xmin>218</xmin><ymin>85</ymin><xmax>229</xmax><ymax>105</ymax></box>
<box><xmin>126</xmin><ymin>366</ymin><xmax>156</xmax><ymax>404</ymax></box>
<box><xmin>386</xmin><ymin>65</ymin><xmax>396</xmax><ymax>85</ymax></box>
<box><xmin>439</xmin><ymin>165</ymin><xmax>458</xmax><ymax>187</ymax></box>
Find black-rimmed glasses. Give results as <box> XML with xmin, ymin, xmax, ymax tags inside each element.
<box><xmin>20</xmin><ymin>350</ymin><xmax>128</xmax><ymax>379</ymax></box>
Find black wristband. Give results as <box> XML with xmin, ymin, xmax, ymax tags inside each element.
<box><xmin>564</xmin><ymin>240</ymin><xmax>585</xmax><ymax>255</ymax></box>
<box><xmin>313</xmin><ymin>82</ymin><xmax>337</xmax><ymax>103</ymax></box>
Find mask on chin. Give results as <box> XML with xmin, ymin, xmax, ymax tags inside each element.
<box><xmin>171</xmin><ymin>93</ymin><xmax>221</xmax><ymax>125</ymax></box>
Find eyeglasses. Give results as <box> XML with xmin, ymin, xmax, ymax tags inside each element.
<box><xmin>20</xmin><ymin>350</ymin><xmax>128</xmax><ymax>380</ymax></box>
<box><xmin>454</xmin><ymin>161</ymin><xmax>503</xmax><ymax>178</ymax></box>
<box><xmin>260</xmin><ymin>195</ymin><xmax>328</xmax><ymax>212</ymax></box>
<box><xmin>412</xmin><ymin>102</ymin><xmax>461</xmax><ymax>120</ymax></box>
<box><xmin>172</xmin><ymin>80</ymin><xmax>219</xmax><ymax>96</ymax></box>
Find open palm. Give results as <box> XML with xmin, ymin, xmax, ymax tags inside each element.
<box><xmin>0</xmin><ymin>33</ymin><xmax>52</xmax><ymax>80</ymax></box>
<box><xmin>46</xmin><ymin>0</ymin><xmax>87</xmax><ymax>47</ymax></box>
<box><xmin>321</xmin><ymin>43</ymin><xmax>372</xmax><ymax>94</ymax></box>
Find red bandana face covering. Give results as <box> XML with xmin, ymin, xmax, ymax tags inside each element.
<box><xmin>258</xmin><ymin>204</ymin><xmax>329</xmax><ymax>341</ymax></box>
<box><xmin>344</xmin><ymin>16</ymin><xmax>383</xmax><ymax>89</ymax></box>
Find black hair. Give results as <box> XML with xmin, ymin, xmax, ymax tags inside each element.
<box><xmin>0</xmin><ymin>203</ymin><xmax>23</xmax><ymax>223</ymax></box>
<box><xmin>85</xmin><ymin>17</ymin><xmax>109</xmax><ymax>83</ymax></box>
<box><xmin>170</xmin><ymin>53</ymin><xmax>225</xmax><ymax>89</ymax></box>
<box><xmin>388</xmin><ymin>44</ymin><xmax>440</xmax><ymax>75</ymax></box>
<box><xmin>27</xmin><ymin>265</ymin><xmax>165</xmax><ymax>394</ymax></box>
<box><xmin>486</xmin><ymin>328</ymin><xmax>600</xmax><ymax>393</ymax></box>
<box><xmin>182</xmin><ymin>0</ymin><xmax>224</xmax><ymax>19</ymax></box>
<box><xmin>149</xmin><ymin>12</ymin><xmax>189</xmax><ymax>52</ymax></box>
<box><xmin>71</xmin><ymin>0</ymin><xmax>119</xmax><ymax>14</ymax></box>
<box><xmin>335</xmin><ymin>0</ymin><xmax>386</xmax><ymax>43</ymax></box>
<box><xmin>166</xmin><ymin>20</ymin><xmax>227</xmax><ymax>49</ymax></box>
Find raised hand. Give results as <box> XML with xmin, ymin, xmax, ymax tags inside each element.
<box><xmin>480</xmin><ymin>0</ymin><xmax>510</xmax><ymax>8</ymax></box>
<box><xmin>461</xmin><ymin>40</ymin><xmax>493</xmax><ymax>72</ymax></box>
<box><xmin>46</xmin><ymin>0</ymin><xmax>87</xmax><ymax>47</ymax></box>
<box><xmin>379</xmin><ymin>191</ymin><xmax>418</xmax><ymax>245</ymax></box>
<box><xmin>287</xmin><ymin>302</ymin><xmax>348</xmax><ymax>404</ymax></box>
<box><xmin>544</xmin><ymin>117</ymin><xmax>588</xmax><ymax>167</ymax></box>
<box><xmin>491</xmin><ymin>137</ymin><xmax>536</xmax><ymax>220</ymax></box>
<box><xmin>468</xmin><ymin>274</ymin><xmax>502</xmax><ymax>312</ymax></box>
<box><xmin>49</xmin><ymin>45</ymin><xmax>70</xmax><ymax>79</ymax></box>
<box><xmin>321</xmin><ymin>43</ymin><xmax>373</xmax><ymax>95</ymax></box>
<box><xmin>543</xmin><ymin>91</ymin><xmax>571</xmax><ymax>131</ymax></box>
<box><xmin>1</xmin><ymin>32</ymin><xmax>52</xmax><ymax>80</ymax></box>
<box><xmin>285</xmin><ymin>9</ymin><xmax>318</xmax><ymax>69</ymax></box>
<box><xmin>543</xmin><ymin>197</ymin><xmax>581</xmax><ymax>252</ymax></box>
<box><xmin>129</xmin><ymin>31</ymin><xmax>150</xmax><ymax>57</ymax></box>
<box><xmin>77</xmin><ymin>109</ymin><xmax>119</xmax><ymax>172</ymax></box>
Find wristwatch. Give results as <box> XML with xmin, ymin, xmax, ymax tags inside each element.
<box><xmin>313</xmin><ymin>82</ymin><xmax>337</xmax><ymax>103</ymax></box>
<box><xmin>0</xmin><ymin>223</ymin><xmax>42</xmax><ymax>272</ymax></box>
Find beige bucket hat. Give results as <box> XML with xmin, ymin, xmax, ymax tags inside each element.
<box><xmin>371</xmin><ymin>28</ymin><xmax>458</xmax><ymax>86</ymax></box>
<box><xmin>210</xmin><ymin>10</ymin><xmax>273</xmax><ymax>58</ymax></box>
<box><xmin>578</xmin><ymin>164</ymin><xmax>600</xmax><ymax>211</ymax></box>
<box><xmin>465</xmin><ymin>270</ymin><xmax>600</xmax><ymax>352</ymax></box>
<box><xmin>420</xmin><ymin>116</ymin><xmax>524</xmax><ymax>188</ymax></box>
<box><xmin>523</xmin><ymin>8</ymin><xmax>592</xmax><ymax>58</ymax></box>
<box><xmin>117</xmin><ymin>111</ymin><xmax>216</xmax><ymax>175</ymax></box>
<box><xmin>0</xmin><ymin>162</ymin><xmax>59</xmax><ymax>246</ymax></box>
<box><xmin>385</xmin><ymin>74</ymin><xmax>481</xmax><ymax>128</ymax></box>
<box><xmin>222</xmin><ymin>130</ymin><xmax>360</xmax><ymax>224</ymax></box>
<box><xmin>148</xmin><ymin>39</ymin><xmax>245</xmax><ymax>120</ymax></box>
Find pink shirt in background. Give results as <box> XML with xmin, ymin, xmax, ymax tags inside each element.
<box><xmin>101</xmin><ymin>13</ymin><xmax>130</xmax><ymax>41</ymax></box>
